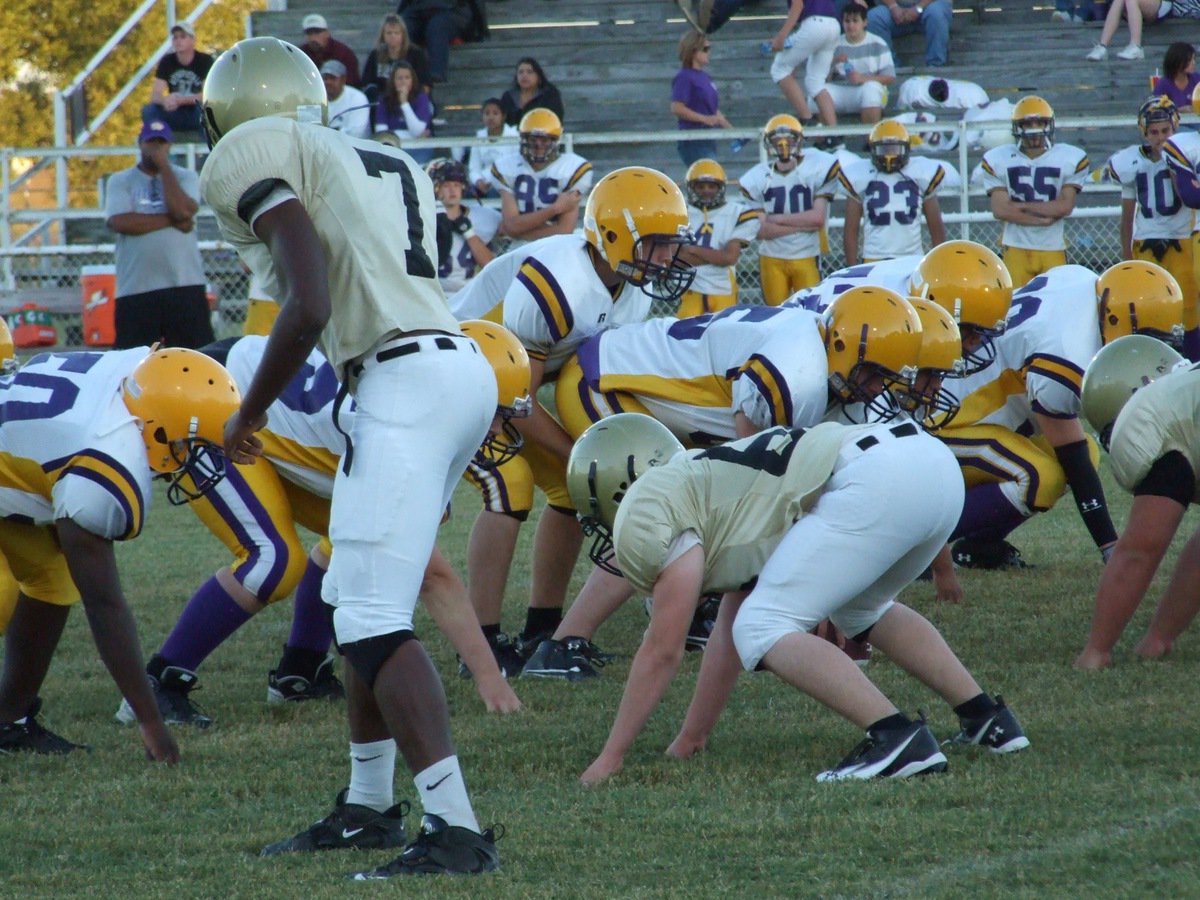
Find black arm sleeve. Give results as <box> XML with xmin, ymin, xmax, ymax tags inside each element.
<box><xmin>1054</xmin><ymin>439</ymin><xmax>1118</xmax><ymax>549</ymax></box>
<box><xmin>1133</xmin><ymin>451</ymin><xmax>1196</xmax><ymax>508</ymax></box>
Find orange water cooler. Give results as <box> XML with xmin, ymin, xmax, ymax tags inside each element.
<box><xmin>81</xmin><ymin>264</ymin><xmax>117</xmax><ymax>347</ymax></box>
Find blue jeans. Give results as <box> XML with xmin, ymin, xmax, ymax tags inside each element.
<box><xmin>402</xmin><ymin>9</ymin><xmax>469</xmax><ymax>81</ymax></box>
<box><xmin>677</xmin><ymin>136</ymin><xmax>718</xmax><ymax>167</ymax></box>
<box><xmin>141</xmin><ymin>102</ymin><xmax>203</xmax><ymax>133</ymax></box>
<box><xmin>866</xmin><ymin>0</ymin><xmax>952</xmax><ymax>67</ymax></box>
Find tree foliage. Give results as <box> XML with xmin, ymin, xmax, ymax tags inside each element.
<box><xmin>0</xmin><ymin>0</ymin><xmax>261</xmax><ymax>150</ymax></box>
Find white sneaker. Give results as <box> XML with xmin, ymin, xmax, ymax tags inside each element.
<box><xmin>1117</xmin><ymin>43</ymin><xmax>1145</xmax><ymax>60</ymax></box>
<box><xmin>1050</xmin><ymin>9</ymin><xmax>1069</xmax><ymax>20</ymax></box>
<box><xmin>1085</xmin><ymin>43</ymin><xmax>1108</xmax><ymax>61</ymax></box>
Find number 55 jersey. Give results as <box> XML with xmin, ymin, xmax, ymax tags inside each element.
<box><xmin>0</xmin><ymin>349</ymin><xmax>154</xmax><ymax>541</ymax></box>
<box><xmin>975</xmin><ymin>141</ymin><xmax>1089</xmax><ymax>251</ymax></box>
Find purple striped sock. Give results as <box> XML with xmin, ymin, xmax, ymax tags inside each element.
<box><xmin>158</xmin><ymin>576</ymin><xmax>252</xmax><ymax>672</ymax></box>
<box><xmin>287</xmin><ymin>558</ymin><xmax>334</xmax><ymax>654</ymax></box>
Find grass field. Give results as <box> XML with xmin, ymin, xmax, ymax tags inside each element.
<box><xmin>3</xmin><ymin>467</ymin><xmax>1200</xmax><ymax>899</ymax></box>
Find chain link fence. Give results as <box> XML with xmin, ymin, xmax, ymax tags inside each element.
<box><xmin>2</xmin><ymin>118</ymin><xmax>1131</xmax><ymax>346</ymax></box>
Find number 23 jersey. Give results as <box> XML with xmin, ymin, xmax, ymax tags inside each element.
<box><xmin>0</xmin><ymin>349</ymin><xmax>153</xmax><ymax>540</ymax></box>
<box><xmin>948</xmin><ymin>264</ymin><xmax>1099</xmax><ymax>431</ymax></box>
<box><xmin>838</xmin><ymin>156</ymin><xmax>949</xmax><ymax>259</ymax></box>
<box><xmin>200</xmin><ymin>117</ymin><xmax>459</xmax><ymax>372</ymax></box>
<box><xmin>975</xmin><ymin>142</ymin><xmax>1089</xmax><ymax>251</ymax></box>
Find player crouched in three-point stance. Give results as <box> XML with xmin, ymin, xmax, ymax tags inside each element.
<box><xmin>0</xmin><ymin>347</ymin><xmax>240</xmax><ymax>761</ymax></box>
<box><xmin>201</xmin><ymin>38</ymin><xmax>499</xmax><ymax>876</ymax></box>
<box><xmin>1075</xmin><ymin>335</ymin><xmax>1197</xmax><ymax>670</ymax></box>
<box><xmin>571</xmin><ymin>411</ymin><xmax>1028</xmax><ymax>787</ymax></box>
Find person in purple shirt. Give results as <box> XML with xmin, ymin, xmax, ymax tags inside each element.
<box><xmin>671</xmin><ymin>30</ymin><xmax>732</xmax><ymax>166</ymax></box>
<box><xmin>374</xmin><ymin>61</ymin><xmax>436</xmax><ymax>165</ymax></box>
<box><xmin>1154</xmin><ymin>42</ymin><xmax>1200</xmax><ymax>110</ymax></box>
<box><xmin>769</xmin><ymin>0</ymin><xmax>841</xmax><ymax>128</ymax></box>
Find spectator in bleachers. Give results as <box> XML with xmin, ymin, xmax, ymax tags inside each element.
<box><xmin>825</xmin><ymin>3</ymin><xmax>896</xmax><ymax>133</ymax></box>
<box><xmin>867</xmin><ymin>0</ymin><xmax>953</xmax><ymax>69</ymax></box>
<box><xmin>362</xmin><ymin>13</ymin><xmax>433</xmax><ymax>104</ymax></box>
<box><xmin>397</xmin><ymin>0</ymin><xmax>487</xmax><ymax>85</ymax></box>
<box><xmin>671</xmin><ymin>30</ymin><xmax>732</xmax><ymax>167</ymax></box>
<box><xmin>768</xmin><ymin>0</ymin><xmax>840</xmax><ymax>131</ymax></box>
<box><xmin>1153</xmin><ymin>42</ymin><xmax>1200</xmax><ymax>109</ymax></box>
<box><xmin>300</xmin><ymin>14</ymin><xmax>361</xmax><ymax>86</ymax></box>
<box><xmin>322</xmin><ymin>61</ymin><xmax>372</xmax><ymax>140</ymax></box>
<box><xmin>1052</xmin><ymin>0</ymin><xmax>1101</xmax><ymax>22</ymax></box>
<box><xmin>468</xmin><ymin>98</ymin><xmax>518</xmax><ymax>198</ymax></box>
<box><xmin>1085</xmin><ymin>0</ymin><xmax>1163</xmax><ymax>60</ymax></box>
<box><xmin>374</xmin><ymin>62</ymin><xmax>436</xmax><ymax>164</ymax></box>
<box><xmin>142</xmin><ymin>22</ymin><xmax>213</xmax><ymax>134</ymax></box>
<box><xmin>104</xmin><ymin>121</ymin><xmax>214</xmax><ymax>350</ymax></box>
<box><xmin>499</xmin><ymin>58</ymin><xmax>565</xmax><ymax>127</ymax></box>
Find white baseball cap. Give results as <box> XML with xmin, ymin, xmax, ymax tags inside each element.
<box><xmin>302</xmin><ymin>14</ymin><xmax>328</xmax><ymax>32</ymax></box>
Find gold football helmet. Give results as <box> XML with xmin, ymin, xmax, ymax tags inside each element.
<box><xmin>583</xmin><ymin>166</ymin><xmax>695</xmax><ymax>302</ymax></box>
<box><xmin>460</xmin><ymin>320</ymin><xmax>532</xmax><ymax>468</ymax></box>
<box><xmin>1096</xmin><ymin>260</ymin><xmax>1186</xmax><ymax>347</ymax></box>
<box><xmin>762</xmin><ymin>113</ymin><xmax>804</xmax><ymax>163</ymax></box>
<box><xmin>519</xmin><ymin>108</ymin><xmax>563</xmax><ymax>166</ymax></box>
<box><xmin>1081</xmin><ymin>334</ymin><xmax>1184</xmax><ymax>448</ymax></box>
<box><xmin>911</xmin><ymin>240</ymin><xmax>1013</xmax><ymax>375</ymax></box>
<box><xmin>901</xmin><ymin>298</ymin><xmax>964</xmax><ymax>430</ymax></box>
<box><xmin>201</xmin><ymin>37</ymin><xmax>327</xmax><ymax>148</ymax></box>
<box><xmin>1138</xmin><ymin>94</ymin><xmax>1180</xmax><ymax>136</ymax></box>
<box><xmin>869</xmin><ymin>120</ymin><xmax>911</xmax><ymax>173</ymax></box>
<box><xmin>685</xmin><ymin>158</ymin><xmax>727</xmax><ymax>210</ymax></box>
<box><xmin>823</xmin><ymin>286</ymin><xmax>923</xmax><ymax>424</ymax></box>
<box><xmin>0</xmin><ymin>319</ymin><xmax>15</xmax><ymax>375</ymax></box>
<box><xmin>1011</xmin><ymin>95</ymin><xmax>1054</xmax><ymax>150</ymax></box>
<box><xmin>566</xmin><ymin>413</ymin><xmax>684</xmax><ymax>574</ymax></box>
<box><xmin>122</xmin><ymin>348</ymin><xmax>242</xmax><ymax>505</ymax></box>
<box><xmin>1192</xmin><ymin>82</ymin><xmax>1200</xmax><ymax>116</ymax></box>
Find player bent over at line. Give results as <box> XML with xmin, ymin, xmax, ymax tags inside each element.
<box><xmin>572</xmin><ymin>412</ymin><xmax>1028</xmax><ymax>786</ymax></box>
<box><xmin>118</xmin><ymin>328</ymin><xmax>523</xmax><ymax>729</ymax></box>
<box><xmin>0</xmin><ymin>347</ymin><xmax>240</xmax><ymax>761</ymax></box>
<box><xmin>1075</xmin><ymin>335</ymin><xmax>1197</xmax><ymax>670</ymax></box>
<box><xmin>202</xmin><ymin>38</ymin><xmax>499</xmax><ymax>876</ymax></box>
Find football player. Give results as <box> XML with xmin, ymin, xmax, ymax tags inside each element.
<box><xmin>974</xmin><ymin>96</ymin><xmax>1089</xmax><ymax>288</ymax></box>
<box><xmin>491</xmin><ymin>108</ymin><xmax>593</xmax><ymax>245</ymax></box>
<box><xmin>1076</xmin><ymin>335</ymin><xmax>1195</xmax><ymax>670</ymax></box>
<box><xmin>201</xmin><ymin>37</ymin><xmax>500</xmax><ymax>876</ymax></box>
<box><xmin>840</xmin><ymin>119</ymin><xmax>948</xmax><ymax>266</ymax></box>
<box><xmin>676</xmin><ymin>159</ymin><xmax>763</xmax><ymax>319</ymax></box>
<box><xmin>926</xmin><ymin>246</ymin><xmax>1183</xmax><ymax>571</ymax></box>
<box><xmin>428</xmin><ymin>158</ymin><xmax>502</xmax><ymax>297</ymax></box>
<box><xmin>739</xmin><ymin>114</ymin><xmax>842</xmax><ymax>305</ymax></box>
<box><xmin>447</xmin><ymin>166</ymin><xmax>694</xmax><ymax>676</ymax></box>
<box><xmin>525</xmin><ymin>288</ymin><xmax>926</xmax><ymax>679</ymax></box>
<box><xmin>119</xmin><ymin>329</ymin><xmax>525</xmax><ymax>731</ymax></box>
<box><xmin>0</xmin><ymin>347</ymin><xmax>239</xmax><ymax>761</ymax></box>
<box><xmin>567</xmin><ymin>413</ymin><xmax>1027</xmax><ymax>786</ymax></box>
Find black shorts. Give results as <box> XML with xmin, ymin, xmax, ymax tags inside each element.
<box><xmin>114</xmin><ymin>285</ymin><xmax>215</xmax><ymax>350</ymax></box>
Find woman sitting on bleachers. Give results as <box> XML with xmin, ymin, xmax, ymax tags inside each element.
<box><xmin>499</xmin><ymin>57</ymin><xmax>565</xmax><ymax>127</ymax></box>
<box><xmin>361</xmin><ymin>13</ymin><xmax>432</xmax><ymax>104</ymax></box>
<box><xmin>374</xmin><ymin>61</ymin><xmax>436</xmax><ymax>164</ymax></box>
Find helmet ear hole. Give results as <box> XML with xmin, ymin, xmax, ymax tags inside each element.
<box><xmin>153</xmin><ymin>426</ymin><xmax>170</xmax><ymax>445</ymax></box>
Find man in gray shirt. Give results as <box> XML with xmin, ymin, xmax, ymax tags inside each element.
<box><xmin>104</xmin><ymin>120</ymin><xmax>214</xmax><ymax>348</ymax></box>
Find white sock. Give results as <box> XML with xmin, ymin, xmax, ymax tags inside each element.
<box><xmin>346</xmin><ymin>739</ymin><xmax>396</xmax><ymax>812</ymax></box>
<box><xmin>414</xmin><ymin>755</ymin><xmax>479</xmax><ymax>832</ymax></box>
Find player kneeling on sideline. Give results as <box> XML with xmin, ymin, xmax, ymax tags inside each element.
<box><xmin>0</xmin><ymin>348</ymin><xmax>240</xmax><ymax>760</ymax></box>
<box><xmin>570</xmin><ymin>416</ymin><xmax>1028</xmax><ymax>786</ymax></box>
<box><xmin>1075</xmin><ymin>335</ymin><xmax>1196</xmax><ymax>670</ymax></box>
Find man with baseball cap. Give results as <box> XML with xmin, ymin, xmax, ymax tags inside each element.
<box><xmin>321</xmin><ymin>60</ymin><xmax>372</xmax><ymax>140</ymax></box>
<box><xmin>300</xmin><ymin>13</ymin><xmax>361</xmax><ymax>87</ymax></box>
<box><xmin>142</xmin><ymin>21</ymin><xmax>214</xmax><ymax>133</ymax></box>
<box><xmin>104</xmin><ymin>120</ymin><xmax>215</xmax><ymax>350</ymax></box>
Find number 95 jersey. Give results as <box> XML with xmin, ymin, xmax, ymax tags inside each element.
<box><xmin>200</xmin><ymin>117</ymin><xmax>459</xmax><ymax>372</ymax></box>
<box><xmin>950</xmin><ymin>264</ymin><xmax>1100</xmax><ymax>431</ymax></box>
<box><xmin>0</xmin><ymin>349</ymin><xmax>154</xmax><ymax>540</ymax></box>
<box><xmin>490</xmin><ymin>149</ymin><xmax>594</xmax><ymax>215</ymax></box>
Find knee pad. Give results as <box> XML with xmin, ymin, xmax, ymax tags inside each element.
<box><xmin>340</xmin><ymin>629</ymin><xmax>417</xmax><ymax>689</ymax></box>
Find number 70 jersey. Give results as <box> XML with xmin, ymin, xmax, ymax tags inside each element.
<box><xmin>200</xmin><ymin>117</ymin><xmax>460</xmax><ymax>372</ymax></box>
<box><xmin>0</xmin><ymin>348</ymin><xmax>154</xmax><ymax>540</ymax></box>
<box><xmin>738</xmin><ymin>150</ymin><xmax>841</xmax><ymax>260</ymax></box>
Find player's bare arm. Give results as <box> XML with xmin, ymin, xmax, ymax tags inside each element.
<box><xmin>225</xmin><ymin>198</ymin><xmax>330</xmax><ymax>463</ymax></box>
<box><xmin>56</xmin><ymin>519</ymin><xmax>180</xmax><ymax>765</ymax></box>
<box><xmin>843</xmin><ymin>197</ymin><xmax>863</xmax><ymax>264</ymax></box>
<box><xmin>512</xmin><ymin>356</ymin><xmax>575</xmax><ymax>462</ymax></box>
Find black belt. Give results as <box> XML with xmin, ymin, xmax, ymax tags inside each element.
<box><xmin>854</xmin><ymin>421</ymin><xmax>918</xmax><ymax>453</ymax></box>
<box><xmin>336</xmin><ymin>334</ymin><xmax>464</xmax><ymax>475</ymax></box>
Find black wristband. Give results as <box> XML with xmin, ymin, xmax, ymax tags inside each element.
<box><xmin>1054</xmin><ymin>439</ymin><xmax>1118</xmax><ymax>548</ymax></box>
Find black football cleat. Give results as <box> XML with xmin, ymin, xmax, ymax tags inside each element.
<box><xmin>348</xmin><ymin>814</ymin><xmax>500</xmax><ymax>878</ymax></box>
<box><xmin>0</xmin><ymin>699</ymin><xmax>89</xmax><ymax>755</ymax></box>
<box><xmin>260</xmin><ymin>789</ymin><xmax>408</xmax><ymax>857</ymax></box>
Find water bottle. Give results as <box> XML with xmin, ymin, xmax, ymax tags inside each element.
<box><xmin>760</xmin><ymin>35</ymin><xmax>795</xmax><ymax>55</ymax></box>
<box><xmin>730</xmin><ymin>138</ymin><xmax>748</xmax><ymax>153</ymax></box>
